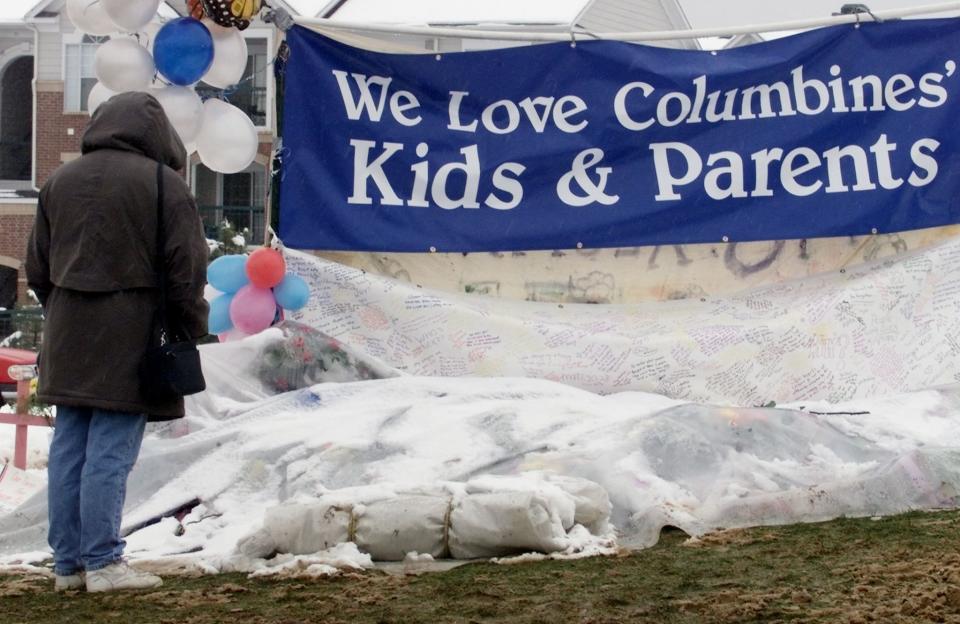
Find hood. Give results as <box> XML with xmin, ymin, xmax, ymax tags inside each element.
<box><xmin>81</xmin><ymin>91</ymin><xmax>186</xmax><ymax>170</ymax></box>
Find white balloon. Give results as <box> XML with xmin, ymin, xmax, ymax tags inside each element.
<box><xmin>66</xmin><ymin>0</ymin><xmax>118</xmax><ymax>36</ymax></box>
<box><xmin>201</xmin><ymin>18</ymin><xmax>234</xmax><ymax>38</ymax></box>
<box><xmin>203</xmin><ymin>284</ymin><xmax>222</xmax><ymax>303</ymax></box>
<box><xmin>202</xmin><ymin>27</ymin><xmax>248</xmax><ymax>89</ymax></box>
<box><xmin>151</xmin><ymin>86</ymin><xmax>204</xmax><ymax>144</ymax></box>
<box><xmin>184</xmin><ymin>141</ymin><xmax>198</xmax><ymax>155</ymax></box>
<box><xmin>94</xmin><ymin>38</ymin><xmax>155</xmax><ymax>92</ymax></box>
<box><xmin>101</xmin><ymin>0</ymin><xmax>161</xmax><ymax>33</ymax></box>
<box><xmin>197</xmin><ymin>99</ymin><xmax>259</xmax><ymax>174</ymax></box>
<box><xmin>113</xmin><ymin>31</ymin><xmax>157</xmax><ymax>83</ymax></box>
<box><xmin>86</xmin><ymin>81</ymin><xmax>117</xmax><ymax>115</ymax></box>
<box><xmin>135</xmin><ymin>21</ymin><xmax>162</xmax><ymax>55</ymax></box>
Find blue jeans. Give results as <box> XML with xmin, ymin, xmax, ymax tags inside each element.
<box><xmin>47</xmin><ymin>406</ymin><xmax>147</xmax><ymax>575</ymax></box>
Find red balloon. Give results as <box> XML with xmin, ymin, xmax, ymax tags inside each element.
<box><xmin>246</xmin><ymin>248</ymin><xmax>286</xmax><ymax>288</ymax></box>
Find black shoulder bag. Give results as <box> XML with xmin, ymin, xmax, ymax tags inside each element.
<box><xmin>139</xmin><ymin>162</ymin><xmax>206</xmax><ymax>401</ymax></box>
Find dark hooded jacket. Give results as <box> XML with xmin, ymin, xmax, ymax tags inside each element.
<box><xmin>26</xmin><ymin>92</ymin><xmax>209</xmax><ymax>421</ymax></box>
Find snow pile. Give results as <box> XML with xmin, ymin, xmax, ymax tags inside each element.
<box><xmin>1</xmin><ymin>370</ymin><xmax>958</xmax><ymax>574</ymax></box>
<box><xmin>0</xmin><ymin>331</ymin><xmax>22</xmax><ymax>348</ymax></box>
<box><xmin>0</xmin><ymin>403</ymin><xmax>52</xmax><ymax>471</ymax></box>
<box><xmin>2</xmin><ymin>237</ymin><xmax>960</xmax><ymax>574</ymax></box>
<box><xmin>246</xmin><ymin>543</ymin><xmax>373</xmax><ymax>578</ymax></box>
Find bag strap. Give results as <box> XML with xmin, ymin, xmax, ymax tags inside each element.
<box><xmin>155</xmin><ymin>162</ymin><xmax>170</xmax><ymax>342</ymax></box>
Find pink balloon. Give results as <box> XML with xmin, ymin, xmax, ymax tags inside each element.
<box><xmin>229</xmin><ymin>285</ymin><xmax>277</xmax><ymax>335</ymax></box>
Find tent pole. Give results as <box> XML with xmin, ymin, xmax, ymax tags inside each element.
<box><xmin>293</xmin><ymin>1</ymin><xmax>960</xmax><ymax>42</ymax></box>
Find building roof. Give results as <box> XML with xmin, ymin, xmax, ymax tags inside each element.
<box><xmin>0</xmin><ymin>0</ymin><xmax>45</xmax><ymax>20</ymax></box>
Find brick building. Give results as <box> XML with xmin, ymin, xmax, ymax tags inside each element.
<box><xmin>0</xmin><ymin>0</ymin><xmax>294</xmax><ymax>307</ymax></box>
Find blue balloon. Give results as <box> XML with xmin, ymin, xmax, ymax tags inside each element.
<box><xmin>273</xmin><ymin>274</ymin><xmax>310</xmax><ymax>311</ymax></box>
<box><xmin>154</xmin><ymin>18</ymin><xmax>214</xmax><ymax>86</ymax></box>
<box><xmin>207</xmin><ymin>254</ymin><xmax>249</xmax><ymax>293</ymax></box>
<box><xmin>208</xmin><ymin>293</ymin><xmax>234</xmax><ymax>335</ymax></box>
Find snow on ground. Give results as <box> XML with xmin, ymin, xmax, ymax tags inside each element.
<box><xmin>1</xmin><ymin>348</ymin><xmax>958</xmax><ymax>576</ymax></box>
<box><xmin>4</xmin><ymin>234</ymin><xmax>960</xmax><ymax>575</ymax></box>
<box><xmin>0</xmin><ymin>331</ymin><xmax>22</xmax><ymax>348</ymax></box>
<box><xmin>0</xmin><ymin>403</ymin><xmax>52</xmax><ymax>470</ymax></box>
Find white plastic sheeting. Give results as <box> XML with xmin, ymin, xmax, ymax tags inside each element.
<box><xmin>1</xmin><ymin>367</ymin><xmax>958</xmax><ymax>571</ymax></box>
<box><xmin>288</xmin><ymin>235</ymin><xmax>960</xmax><ymax>405</ymax></box>
<box><xmin>2</xmin><ymin>238</ymin><xmax>960</xmax><ymax>572</ymax></box>
<box><xmin>447</xmin><ymin>492</ymin><xmax>571</xmax><ymax>559</ymax></box>
<box><xmin>238</xmin><ymin>475</ymin><xmax>611</xmax><ymax>561</ymax></box>
<box><xmin>318</xmin><ymin>226</ymin><xmax>960</xmax><ymax>303</ymax></box>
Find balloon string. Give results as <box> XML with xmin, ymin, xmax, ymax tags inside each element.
<box><xmin>145</xmin><ymin>56</ymin><xmax>277</xmax><ymax>98</ymax></box>
<box><xmin>201</xmin><ymin>51</ymin><xmax>281</xmax><ymax>105</ymax></box>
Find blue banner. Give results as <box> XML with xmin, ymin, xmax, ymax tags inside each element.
<box><xmin>279</xmin><ymin>19</ymin><xmax>960</xmax><ymax>252</ymax></box>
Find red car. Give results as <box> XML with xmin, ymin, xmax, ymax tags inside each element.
<box><xmin>0</xmin><ymin>347</ymin><xmax>37</xmax><ymax>402</ymax></box>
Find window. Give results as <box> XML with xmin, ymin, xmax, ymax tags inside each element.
<box><xmin>0</xmin><ymin>56</ymin><xmax>34</xmax><ymax>181</ymax></box>
<box><xmin>64</xmin><ymin>35</ymin><xmax>104</xmax><ymax>112</ymax></box>
<box><xmin>222</xmin><ymin>171</ymin><xmax>254</xmax><ymax>206</ymax></box>
<box><xmin>233</xmin><ymin>38</ymin><xmax>268</xmax><ymax>127</ymax></box>
<box><xmin>197</xmin><ymin>37</ymin><xmax>269</xmax><ymax>127</ymax></box>
<box><xmin>193</xmin><ymin>162</ymin><xmax>267</xmax><ymax>245</ymax></box>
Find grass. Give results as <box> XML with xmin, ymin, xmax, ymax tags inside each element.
<box><xmin>2</xmin><ymin>510</ymin><xmax>960</xmax><ymax>623</ymax></box>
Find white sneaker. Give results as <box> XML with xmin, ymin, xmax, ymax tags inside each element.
<box><xmin>54</xmin><ymin>572</ymin><xmax>85</xmax><ymax>592</ymax></box>
<box><xmin>85</xmin><ymin>561</ymin><xmax>163</xmax><ymax>593</ymax></box>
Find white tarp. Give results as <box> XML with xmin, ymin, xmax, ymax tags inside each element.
<box><xmin>238</xmin><ymin>475</ymin><xmax>612</xmax><ymax>561</ymax></box>
<box><xmin>2</xmin><ymin>236</ymin><xmax>960</xmax><ymax>572</ymax></box>
<box><xmin>288</xmin><ymin>235</ymin><xmax>960</xmax><ymax>405</ymax></box>
<box><xmin>2</xmin><ymin>374</ymin><xmax>958</xmax><ymax>572</ymax></box>
<box><xmin>318</xmin><ymin>226</ymin><xmax>960</xmax><ymax>303</ymax></box>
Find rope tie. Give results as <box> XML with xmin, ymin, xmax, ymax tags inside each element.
<box><xmin>441</xmin><ymin>497</ymin><xmax>454</xmax><ymax>558</ymax></box>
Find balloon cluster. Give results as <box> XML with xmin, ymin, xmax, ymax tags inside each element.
<box><xmin>68</xmin><ymin>0</ymin><xmax>260</xmax><ymax>174</ymax></box>
<box><xmin>206</xmin><ymin>248</ymin><xmax>311</xmax><ymax>341</ymax></box>
<box><xmin>188</xmin><ymin>0</ymin><xmax>263</xmax><ymax>31</ymax></box>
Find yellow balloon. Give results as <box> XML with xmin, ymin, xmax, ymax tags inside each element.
<box><xmin>230</xmin><ymin>0</ymin><xmax>261</xmax><ymax>19</ymax></box>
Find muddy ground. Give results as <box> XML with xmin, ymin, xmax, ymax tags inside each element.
<box><xmin>2</xmin><ymin>509</ymin><xmax>959</xmax><ymax>623</ymax></box>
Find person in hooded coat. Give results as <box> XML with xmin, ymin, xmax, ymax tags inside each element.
<box><xmin>26</xmin><ymin>92</ymin><xmax>209</xmax><ymax>592</ymax></box>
